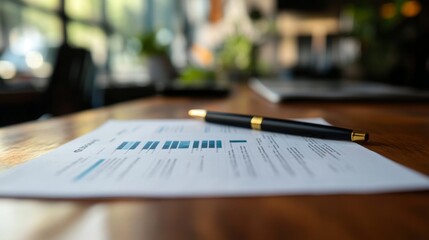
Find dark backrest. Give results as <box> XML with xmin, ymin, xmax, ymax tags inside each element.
<box><xmin>43</xmin><ymin>44</ymin><xmax>103</xmax><ymax>116</ymax></box>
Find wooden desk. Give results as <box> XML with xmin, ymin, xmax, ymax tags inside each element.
<box><xmin>1</xmin><ymin>85</ymin><xmax>429</xmax><ymax>240</ymax></box>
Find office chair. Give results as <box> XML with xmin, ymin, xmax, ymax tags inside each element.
<box><xmin>42</xmin><ymin>44</ymin><xmax>103</xmax><ymax>116</ymax></box>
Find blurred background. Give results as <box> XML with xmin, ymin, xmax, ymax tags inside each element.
<box><xmin>0</xmin><ymin>0</ymin><xmax>428</xmax><ymax>126</ymax></box>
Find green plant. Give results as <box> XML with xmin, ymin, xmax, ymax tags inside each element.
<box><xmin>179</xmin><ymin>66</ymin><xmax>216</xmax><ymax>85</ymax></box>
<box><xmin>217</xmin><ymin>34</ymin><xmax>252</xmax><ymax>72</ymax></box>
<box><xmin>345</xmin><ymin>1</ymin><xmax>414</xmax><ymax>81</ymax></box>
<box><xmin>138</xmin><ymin>31</ymin><xmax>168</xmax><ymax>57</ymax></box>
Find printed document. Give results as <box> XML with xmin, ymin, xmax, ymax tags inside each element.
<box><xmin>0</xmin><ymin>119</ymin><xmax>428</xmax><ymax>198</ymax></box>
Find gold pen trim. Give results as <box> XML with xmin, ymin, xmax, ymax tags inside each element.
<box><xmin>251</xmin><ymin>116</ymin><xmax>263</xmax><ymax>130</ymax></box>
<box><xmin>351</xmin><ymin>132</ymin><xmax>368</xmax><ymax>142</ymax></box>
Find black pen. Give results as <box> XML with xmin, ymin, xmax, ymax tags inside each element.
<box><xmin>188</xmin><ymin>109</ymin><xmax>368</xmax><ymax>142</ymax></box>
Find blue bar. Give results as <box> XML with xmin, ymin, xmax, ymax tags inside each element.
<box><xmin>229</xmin><ymin>140</ymin><xmax>247</xmax><ymax>143</ymax></box>
<box><xmin>117</xmin><ymin>142</ymin><xmax>128</xmax><ymax>150</ymax></box>
<box><xmin>209</xmin><ymin>140</ymin><xmax>215</xmax><ymax>148</ymax></box>
<box><xmin>150</xmin><ymin>141</ymin><xmax>159</xmax><ymax>149</ymax></box>
<box><xmin>216</xmin><ymin>140</ymin><xmax>222</xmax><ymax>148</ymax></box>
<box><xmin>130</xmin><ymin>141</ymin><xmax>141</xmax><ymax>150</ymax></box>
<box><xmin>193</xmin><ymin>141</ymin><xmax>199</xmax><ymax>148</ymax></box>
<box><xmin>124</xmin><ymin>142</ymin><xmax>134</xmax><ymax>150</ymax></box>
<box><xmin>179</xmin><ymin>141</ymin><xmax>190</xmax><ymax>149</ymax></box>
<box><xmin>143</xmin><ymin>141</ymin><xmax>153</xmax><ymax>149</ymax></box>
<box><xmin>74</xmin><ymin>159</ymin><xmax>105</xmax><ymax>181</ymax></box>
<box><xmin>171</xmin><ymin>141</ymin><xmax>179</xmax><ymax>149</ymax></box>
<box><xmin>163</xmin><ymin>141</ymin><xmax>172</xmax><ymax>149</ymax></box>
<box><xmin>202</xmin><ymin>140</ymin><xmax>208</xmax><ymax>148</ymax></box>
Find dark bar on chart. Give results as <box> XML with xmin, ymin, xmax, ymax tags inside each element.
<box><xmin>209</xmin><ymin>140</ymin><xmax>215</xmax><ymax>148</ymax></box>
<box><xmin>143</xmin><ymin>141</ymin><xmax>153</xmax><ymax>149</ymax></box>
<box><xmin>202</xmin><ymin>140</ymin><xmax>208</xmax><ymax>148</ymax></box>
<box><xmin>171</xmin><ymin>141</ymin><xmax>179</xmax><ymax>149</ymax></box>
<box><xmin>117</xmin><ymin>142</ymin><xmax>128</xmax><ymax>150</ymax></box>
<box><xmin>230</xmin><ymin>140</ymin><xmax>247</xmax><ymax>143</ymax></box>
<box><xmin>130</xmin><ymin>141</ymin><xmax>141</xmax><ymax>150</ymax></box>
<box><xmin>150</xmin><ymin>141</ymin><xmax>159</xmax><ymax>149</ymax></box>
<box><xmin>163</xmin><ymin>141</ymin><xmax>172</xmax><ymax>149</ymax></box>
<box><xmin>216</xmin><ymin>140</ymin><xmax>222</xmax><ymax>149</ymax></box>
<box><xmin>193</xmin><ymin>141</ymin><xmax>199</xmax><ymax>149</ymax></box>
<box><xmin>179</xmin><ymin>141</ymin><xmax>190</xmax><ymax>149</ymax></box>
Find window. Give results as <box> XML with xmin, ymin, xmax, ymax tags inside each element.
<box><xmin>0</xmin><ymin>1</ymin><xmax>61</xmax><ymax>83</ymax></box>
<box><xmin>0</xmin><ymin>0</ymin><xmax>182</xmax><ymax>86</ymax></box>
<box><xmin>66</xmin><ymin>0</ymin><xmax>102</xmax><ymax>22</ymax></box>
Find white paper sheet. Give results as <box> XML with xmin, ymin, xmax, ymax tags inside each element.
<box><xmin>0</xmin><ymin>119</ymin><xmax>428</xmax><ymax>198</ymax></box>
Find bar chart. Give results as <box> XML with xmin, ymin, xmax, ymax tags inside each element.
<box><xmin>116</xmin><ymin>140</ymin><xmax>228</xmax><ymax>152</ymax></box>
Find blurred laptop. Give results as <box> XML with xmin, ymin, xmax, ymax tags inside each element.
<box><xmin>249</xmin><ymin>78</ymin><xmax>429</xmax><ymax>103</ymax></box>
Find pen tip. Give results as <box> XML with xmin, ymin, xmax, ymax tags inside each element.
<box><xmin>351</xmin><ymin>132</ymin><xmax>369</xmax><ymax>142</ymax></box>
<box><xmin>188</xmin><ymin>109</ymin><xmax>207</xmax><ymax>118</ymax></box>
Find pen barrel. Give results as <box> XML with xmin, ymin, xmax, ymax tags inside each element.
<box><xmin>262</xmin><ymin>118</ymin><xmax>352</xmax><ymax>141</ymax></box>
<box><xmin>206</xmin><ymin>112</ymin><xmax>253</xmax><ymax>128</ymax></box>
<box><xmin>205</xmin><ymin>112</ymin><xmax>353</xmax><ymax>141</ymax></box>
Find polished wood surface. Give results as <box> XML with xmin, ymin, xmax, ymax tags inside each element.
<box><xmin>1</xmin><ymin>85</ymin><xmax>429</xmax><ymax>240</ymax></box>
